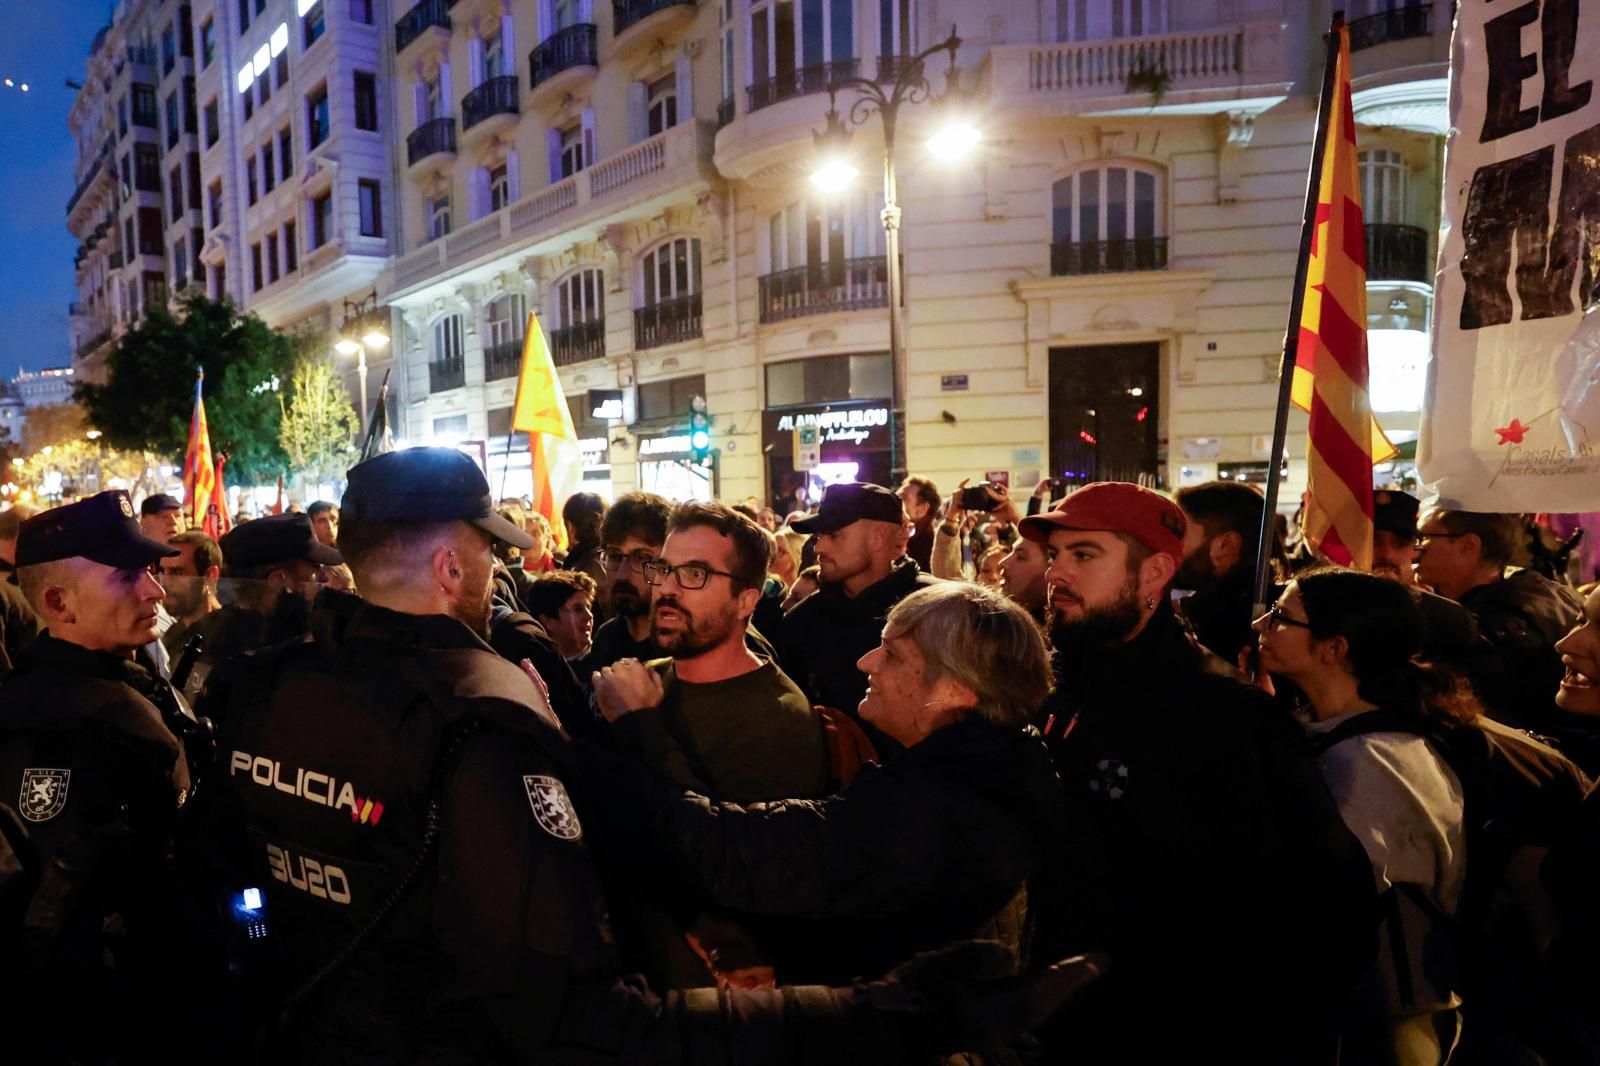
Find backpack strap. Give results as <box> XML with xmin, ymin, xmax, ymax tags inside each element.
<box><xmin>1306</xmin><ymin>708</ymin><xmax>1436</xmax><ymax>757</ymax></box>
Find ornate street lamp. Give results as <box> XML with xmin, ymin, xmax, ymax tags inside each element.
<box><xmin>810</xmin><ymin>27</ymin><xmax>981</xmax><ymax>481</ymax></box>
<box><xmin>334</xmin><ymin>294</ymin><xmax>389</xmax><ymax>434</ymax></box>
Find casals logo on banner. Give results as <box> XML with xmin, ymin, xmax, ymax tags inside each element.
<box><xmin>1423</xmin><ymin>2</ymin><xmax>1600</xmax><ymax>510</ymax></box>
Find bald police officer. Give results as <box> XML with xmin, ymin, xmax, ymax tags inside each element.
<box><xmin>195</xmin><ymin>448</ymin><xmax>1096</xmax><ymax>1064</ymax></box>
<box><xmin>0</xmin><ymin>491</ymin><xmax>201</xmax><ymax>1060</ymax></box>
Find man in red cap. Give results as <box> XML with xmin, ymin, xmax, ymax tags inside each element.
<box><xmin>1017</xmin><ymin>482</ymin><xmax>1376</xmax><ymax>1066</ymax></box>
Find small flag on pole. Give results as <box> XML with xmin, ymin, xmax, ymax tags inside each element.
<box><xmin>360</xmin><ymin>369</ymin><xmax>395</xmax><ymax>463</ymax></box>
<box><xmin>270</xmin><ymin>474</ymin><xmax>285</xmax><ymax>515</ymax></box>
<box><xmin>182</xmin><ymin>370</ymin><xmax>226</xmax><ymax>540</ymax></box>
<box><xmin>1290</xmin><ymin>19</ymin><xmax>1396</xmax><ymax>569</ymax></box>
<box><xmin>511</xmin><ymin>313</ymin><xmax>580</xmax><ymax>547</ymax></box>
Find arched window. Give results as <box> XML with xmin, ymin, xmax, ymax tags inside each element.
<box><xmin>429</xmin><ymin>313</ymin><xmax>464</xmax><ymax>392</ymax></box>
<box><xmin>1050</xmin><ymin>164</ymin><xmax>1165</xmax><ymax>275</ymax></box>
<box><xmin>636</xmin><ymin>238</ymin><xmax>702</xmax><ymax>348</ymax></box>
<box><xmin>484</xmin><ymin>293</ymin><xmax>525</xmax><ymax>380</ymax></box>
<box><xmin>553</xmin><ymin>268</ymin><xmax>606</xmax><ymax>363</ymax></box>
<box><xmin>1359</xmin><ymin>148</ymin><xmax>1407</xmax><ymax>225</ymax></box>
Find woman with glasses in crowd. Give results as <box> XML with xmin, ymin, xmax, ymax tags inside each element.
<box><xmin>1254</xmin><ymin>568</ymin><xmax>1472</xmax><ymax>1066</ymax></box>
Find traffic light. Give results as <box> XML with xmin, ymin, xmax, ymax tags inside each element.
<box><xmin>689</xmin><ymin>394</ymin><xmax>712</xmax><ymax>465</ymax></box>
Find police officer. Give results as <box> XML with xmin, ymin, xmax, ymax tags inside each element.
<box><xmin>195</xmin><ymin>448</ymin><xmax>1097</xmax><ymax>1064</ymax></box>
<box><xmin>0</xmin><ymin>491</ymin><xmax>200</xmax><ymax>1060</ymax></box>
<box><xmin>178</xmin><ymin>512</ymin><xmax>342</xmax><ymax>702</ymax></box>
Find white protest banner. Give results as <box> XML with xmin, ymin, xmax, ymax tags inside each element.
<box><xmin>1421</xmin><ymin>0</ymin><xmax>1600</xmax><ymax>510</ymax></box>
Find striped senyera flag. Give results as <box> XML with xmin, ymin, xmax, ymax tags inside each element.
<box><xmin>1291</xmin><ymin>20</ymin><xmax>1396</xmax><ymax>569</ymax></box>
<box><xmin>182</xmin><ymin>370</ymin><xmax>218</xmax><ymax>536</ymax></box>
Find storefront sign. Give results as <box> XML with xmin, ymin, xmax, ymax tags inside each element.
<box><xmin>794</xmin><ymin>426</ymin><xmax>821</xmax><ymax>470</ymax></box>
<box><xmin>638</xmin><ymin>433</ymin><xmax>693</xmax><ymax>458</ymax></box>
<box><xmin>588</xmin><ymin>389</ymin><xmax>624</xmax><ymax>421</ymax></box>
<box><xmin>766</xmin><ymin>401</ymin><xmax>892</xmax><ymax>452</ymax></box>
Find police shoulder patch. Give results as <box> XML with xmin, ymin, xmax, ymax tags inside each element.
<box><xmin>523</xmin><ymin>774</ymin><xmax>583</xmax><ymax>841</ymax></box>
<box><xmin>20</xmin><ymin>768</ymin><xmax>71</xmax><ymax>822</ymax></box>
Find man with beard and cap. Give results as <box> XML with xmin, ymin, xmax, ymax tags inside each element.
<box><xmin>1171</xmin><ymin>480</ymin><xmax>1264</xmax><ymax>664</ymax></box>
<box><xmin>189</xmin><ymin>446</ymin><xmax>1098</xmax><ymax>1064</ymax></box>
<box><xmin>178</xmin><ymin>513</ymin><xmax>341</xmax><ymax>704</ymax></box>
<box><xmin>777</xmin><ymin>482</ymin><xmax>940</xmax><ymax>751</ymax></box>
<box><xmin>1020</xmin><ymin>482</ymin><xmax>1376</xmax><ymax>1066</ymax></box>
<box><xmin>0</xmin><ymin>491</ymin><xmax>207</xmax><ymax>1061</ymax></box>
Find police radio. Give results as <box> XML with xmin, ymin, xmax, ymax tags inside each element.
<box><xmin>233</xmin><ymin>886</ymin><xmax>269</xmax><ymax>943</ymax></box>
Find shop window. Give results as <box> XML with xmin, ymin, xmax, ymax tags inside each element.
<box><xmin>765</xmin><ymin>352</ymin><xmax>891</xmax><ymax>407</ymax></box>
<box><xmin>636</xmin><ymin>374</ymin><xmax>707</xmax><ymax>422</ymax></box>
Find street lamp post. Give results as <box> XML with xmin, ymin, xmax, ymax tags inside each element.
<box><xmin>335</xmin><ymin>294</ymin><xmax>390</xmax><ymax>437</ymax></box>
<box><xmin>810</xmin><ymin>27</ymin><xmax>977</xmax><ymax>482</ymax></box>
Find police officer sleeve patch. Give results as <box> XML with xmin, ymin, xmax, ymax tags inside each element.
<box><xmin>523</xmin><ymin>775</ymin><xmax>583</xmax><ymax>841</ymax></box>
<box><xmin>20</xmin><ymin>769</ymin><xmax>70</xmax><ymax>822</ymax></box>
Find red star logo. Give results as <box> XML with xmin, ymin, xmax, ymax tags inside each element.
<box><xmin>1494</xmin><ymin>419</ymin><xmax>1529</xmax><ymax>445</ymax></box>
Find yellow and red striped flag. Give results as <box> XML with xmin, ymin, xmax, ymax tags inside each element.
<box><xmin>1291</xmin><ymin>20</ymin><xmax>1396</xmax><ymax>570</ymax></box>
<box><xmin>511</xmin><ymin>313</ymin><xmax>580</xmax><ymax>547</ymax></box>
<box><xmin>182</xmin><ymin>370</ymin><xmax>220</xmax><ymax>538</ymax></box>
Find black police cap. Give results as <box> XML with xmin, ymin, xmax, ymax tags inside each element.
<box><xmin>219</xmin><ymin>513</ymin><xmax>344</xmax><ymax>570</ymax></box>
<box><xmin>1373</xmin><ymin>489</ymin><xmax>1421</xmax><ymax>538</ymax></box>
<box><xmin>342</xmin><ymin>447</ymin><xmax>533</xmax><ymax>549</ymax></box>
<box><xmin>789</xmin><ymin>482</ymin><xmax>904</xmax><ymax>535</ymax></box>
<box><xmin>16</xmin><ymin>491</ymin><xmax>181</xmax><ymax>570</ymax></box>
<box><xmin>140</xmin><ymin>493</ymin><xmax>182</xmax><ymax>516</ymax></box>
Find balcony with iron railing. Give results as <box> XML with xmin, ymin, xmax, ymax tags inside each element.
<box><xmin>484</xmin><ymin>338</ymin><xmax>523</xmax><ymax>381</ymax></box>
<box><xmin>613</xmin><ymin>0</ymin><xmax>697</xmax><ymax>59</ymax></box>
<box><xmin>758</xmin><ymin>257</ymin><xmax>888</xmax><ymax>324</ymax></box>
<box><xmin>634</xmin><ymin>293</ymin><xmax>702</xmax><ymax>350</ymax></box>
<box><xmin>1364</xmin><ymin>223</ymin><xmax>1430</xmax><ymax>283</ymax></box>
<box><xmin>429</xmin><ymin>355</ymin><xmax>465</xmax><ymax>393</ymax></box>
<box><xmin>462</xmin><ymin>75</ymin><xmax>519</xmax><ymax>139</ymax></box>
<box><xmin>530</xmin><ymin>23</ymin><xmax>598</xmax><ymax>98</ymax></box>
<box><xmin>551</xmin><ymin>320</ymin><xmax>606</xmax><ymax>365</ymax></box>
<box><xmin>747</xmin><ymin>59</ymin><xmax>859</xmax><ymax>113</ymax></box>
<box><xmin>407</xmin><ymin>115</ymin><xmax>458</xmax><ymax>169</ymax></box>
<box><xmin>396</xmin><ymin>0</ymin><xmax>453</xmax><ymax>54</ymax></box>
<box><xmin>1050</xmin><ymin>237</ymin><xmax>1169</xmax><ymax>276</ymax></box>
<box><xmin>1350</xmin><ymin>3</ymin><xmax>1432</xmax><ymax>52</ymax></box>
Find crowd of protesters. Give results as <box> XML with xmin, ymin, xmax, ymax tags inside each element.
<box><xmin>2</xmin><ymin>452</ymin><xmax>1600</xmax><ymax>1066</ymax></box>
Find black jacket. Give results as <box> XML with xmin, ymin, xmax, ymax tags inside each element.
<box><xmin>593</xmin><ymin>714</ymin><xmax>1111</xmax><ymax>986</ymax></box>
<box><xmin>0</xmin><ymin>635</ymin><xmax>193</xmax><ymax>1060</ymax></box>
<box><xmin>1038</xmin><ymin>606</ymin><xmax>1377</xmax><ymax>1064</ymax></box>
<box><xmin>1176</xmin><ymin>564</ymin><xmax>1257</xmax><ymax>664</ymax></box>
<box><xmin>776</xmin><ymin>559</ymin><xmax>940</xmax><ymax>747</ymax></box>
<box><xmin>194</xmin><ymin>590</ymin><xmax>952</xmax><ymax>1066</ymax></box>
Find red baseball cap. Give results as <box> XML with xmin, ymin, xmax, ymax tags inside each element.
<box><xmin>1018</xmin><ymin>482</ymin><xmax>1187</xmax><ymax>561</ymax></box>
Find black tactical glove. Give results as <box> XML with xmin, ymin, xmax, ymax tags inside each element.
<box><xmin>857</xmin><ymin>940</ymin><xmax>1108</xmax><ymax>1058</ymax></box>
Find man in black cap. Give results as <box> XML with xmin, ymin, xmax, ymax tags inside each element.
<box><xmin>0</xmin><ymin>491</ymin><xmax>205</xmax><ymax>1060</ymax></box>
<box><xmin>139</xmin><ymin>493</ymin><xmax>185</xmax><ymax>543</ymax></box>
<box><xmin>776</xmin><ymin>482</ymin><xmax>938</xmax><ymax>747</ymax></box>
<box><xmin>191</xmin><ymin>447</ymin><xmax>1094</xmax><ymax>1062</ymax></box>
<box><xmin>1370</xmin><ymin>489</ymin><xmax>1421</xmax><ymax>586</ymax></box>
<box><xmin>179</xmin><ymin>513</ymin><xmax>342</xmax><ymax>701</ymax></box>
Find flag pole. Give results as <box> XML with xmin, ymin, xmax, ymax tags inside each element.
<box><xmin>359</xmin><ymin>367</ymin><xmax>392</xmax><ymax>460</ymax></box>
<box><xmin>1251</xmin><ymin>12</ymin><xmax>1346</xmax><ymax>618</ymax></box>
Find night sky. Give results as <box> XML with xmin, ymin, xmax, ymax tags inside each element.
<box><xmin>0</xmin><ymin>4</ymin><xmax>114</xmax><ymax>376</ymax></box>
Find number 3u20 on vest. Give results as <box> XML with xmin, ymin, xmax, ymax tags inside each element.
<box><xmin>266</xmin><ymin>841</ymin><xmax>353</xmax><ymax>904</ymax></box>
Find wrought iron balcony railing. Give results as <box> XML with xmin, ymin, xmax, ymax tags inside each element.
<box><xmin>462</xmin><ymin>75</ymin><xmax>519</xmax><ymax>130</ymax></box>
<box><xmin>747</xmin><ymin>58</ymin><xmax>859</xmax><ymax>113</ymax></box>
<box><xmin>1349</xmin><ymin>2</ymin><xmax>1432</xmax><ymax>52</ymax></box>
<box><xmin>530</xmin><ymin>24</ymin><xmax>598</xmax><ymax>89</ymax></box>
<box><xmin>552</xmin><ymin>320</ymin><xmax>606</xmax><ymax>365</ymax></box>
<box><xmin>484</xmin><ymin>338</ymin><xmax>523</xmax><ymax>381</ymax></box>
<box><xmin>614</xmin><ymin>0</ymin><xmax>696</xmax><ymax>36</ymax></box>
<box><xmin>396</xmin><ymin>0</ymin><xmax>452</xmax><ymax>53</ymax></box>
<box><xmin>758</xmin><ymin>256</ymin><xmax>888</xmax><ymax>324</ymax></box>
<box><xmin>1049</xmin><ymin>236</ymin><xmax>1169</xmax><ymax>276</ymax></box>
<box><xmin>633</xmin><ymin>293</ymin><xmax>701</xmax><ymax>350</ymax></box>
<box><xmin>407</xmin><ymin>116</ymin><xmax>457</xmax><ymax>165</ymax></box>
<box><xmin>428</xmin><ymin>356</ymin><xmax>465</xmax><ymax>393</ymax></box>
<box><xmin>1364</xmin><ymin>223</ymin><xmax>1430</xmax><ymax>282</ymax></box>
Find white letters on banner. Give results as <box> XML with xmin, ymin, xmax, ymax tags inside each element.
<box><xmin>1422</xmin><ymin>0</ymin><xmax>1600</xmax><ymax>510</ymax></box>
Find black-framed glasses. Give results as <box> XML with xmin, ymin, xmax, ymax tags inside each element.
<box><xmin>641</xmin><ymin>559</ymin><xmax>747</xmax><ymax>590</ymax></box>
<box><xmin>1259</xmin><ymin>604</ymin><xmax>1313</xmax><ymax>631</ymax></box>
<box><xmin>600</xmin><ymin>548</ymin><xmax>657</xmax><ymax>573</ymax></box>
<box><xmin>1415</xmin><ymin>530</ymin><xmax>1467</xmax><ymax>548</ymax></box>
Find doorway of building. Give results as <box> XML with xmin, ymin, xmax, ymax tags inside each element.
<box><xmin>1048</xmin><ymin>342</ymin><xmax>1161</xmax><ymax>487</ymax></box>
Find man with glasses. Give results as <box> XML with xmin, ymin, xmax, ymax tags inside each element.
<box><xmin>585</xmin><ymin>492</ymin><xmax>671</xmax><ymax>671</ymax></box>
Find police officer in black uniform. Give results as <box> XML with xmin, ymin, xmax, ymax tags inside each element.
<box><xmin>178</xmin><ymin>512</ymin><xmax>342</xmax><ymax>702</ymax></box>
<box><xmin>0</xmin><ymin>490</ymin><xmax>205</xmax><ymax>1060</ymax></box>
<box><xmin>194</xmin><ymin>448</ymin><xmax>1097</xmax><ymax>1064</ymax></box>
